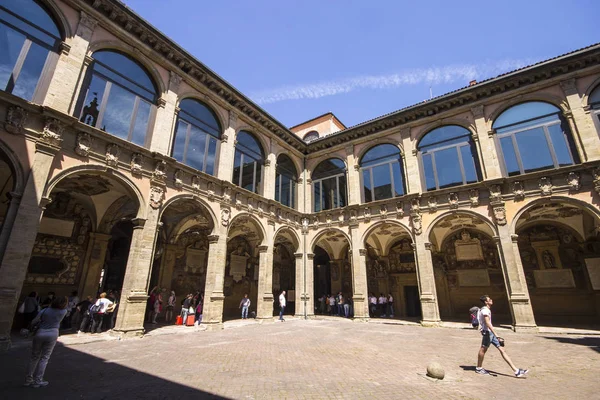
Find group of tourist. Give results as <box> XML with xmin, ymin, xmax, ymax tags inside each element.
<box><xmin>316</xmin><ymin>293</ymin><xmax>354</xmax><ymax>318</ymax></box>
<box><xmin>368</xmin><ymin>293</ymin><xmax>394</xmax><ymax>318</ymax></box>
<box><xmin>145</xmin><ymin>288</ymin><xmax>205</xmax><ymax>325</ymax></box>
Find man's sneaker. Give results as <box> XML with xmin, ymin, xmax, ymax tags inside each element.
<box><xmin>32</xmin><ymin>380</ymin><xmax>49</xmax><ymax>388</ymax></box>
<box><xmin>515</xmin><ymin>369</ymin><xmax>529</xmax><ymax>378</ymax></box>
<box><xmin>476</xmin><ymin>368</ymin><xmax>490</xmax><ymax>375</ymax></box>
<box><xmin>23</xmin><ymin>379</ymin><xmax>34</xmax><ymax>387</ymax></box>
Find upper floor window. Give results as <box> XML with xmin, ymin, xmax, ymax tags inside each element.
<box><xmin>303</xmin><ymin>130</ymin><xmax>319</xmax><ymax>142</ymax></box>
<box><xmin>0</xmin><ymin>0</ymin><xmax>62</xmax><ymax>102</ymax></box>
<box><xmin>418</xmin><ymin>125</ymin><xmax>480</xmax><ymax>191</ymax></box>
<box><xmin>312</xmin><ymin>158</ymin><xmax>347</xmax><ymax>212</ymax></box>
<box><xmin>275</xmin><ymin>154</ymin><xmax>297</xmax><ymax>208</ymax></box>
<box><xmin>360</xmin><ymin>144</ymin><xmax>405</xmax><ymax>202</ymax></box>
<box><xmin>589</xmin><ymin>85</ymin><xmax>600</xmax><ymax>131</ymax></box>
<box><xmin>492</xmin><ymin>101</ymin><xmax>578</xmax><ymax>176</ymax></box>
<box><xmin>233</xmin><ymin>131</ymin><xmax>264</xmax><ymax>193</ymax></box>
<box><xmin>77</xmin><ymin>50</ymin><xmax>157</xmax><ymax>147</ymax></box>
<box><xmin>172</xmin><ymin>98</ymin><xmax>220</xmax><ymax>175</ymax></box>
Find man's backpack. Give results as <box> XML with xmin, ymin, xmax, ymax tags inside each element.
<box><xmin>88</xmin><ymin>302</ymin><xmax>102</xmax><ymax>315</ymax></box>
<box><xmin>469</xmin><ymin>306</ymin><xmax>480</xmax><ymax>328</ymax></box>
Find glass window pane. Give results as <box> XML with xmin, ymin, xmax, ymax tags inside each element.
<box><xmin>101</xmin><ymin>84</ymin><xmax>136</xmax><ymax>140</ymax></box>
<box><xmin>130</xmin><ymin>99</ymin><xmax>150</xmax><ymax>147</ymax></box>
<box><xmin>392</xmin><ymin>162</ymin><xmax>404</xmax><ymax>196</ymax></box>
<box><xmin>186</xmin><ymin>125</ymin><xmax>207</xmax><ymax>171</ymax></box>
<box><xmin>500</xmin><ymin>136</ymin><xmax>520</xmax><ymax>176</ymax></box>
<box><xmin>241</xmin><ymin>160</ymin><xmax>255</xmax><ymax>192</ymax></box>
<box><xmin>254</xmin><ymin>164</ymin><xmax>262</xmax><ymax>194</ymax></box>
<box><xmin>460</xmin><ymin>145</ymin><xmax>478</xmax><ymax>183</ymax></box>
<box><xmin>79</xmin><ymin>74</ymin><xmax>106</xmax><ymax>127</ymax></box>
<box><xmin>232</xmin><ymin>151</ymin><xmax>242</xmax><ymax>186</ymax></box>
<box><xmin>493</xmin><ymin>102</ymin><xmax>560</xmax><ymax>129</ymax></box>
<box><xmin>362</xmin><ymin>169</ymin><xmax>372</xmax><ymax>203</ymax></box>
<box><xmin>434</xmin><ymin>147</ymin><xmax>462</xmax><ymax>188</ymax></box>
<box><xmin>205</xmin><ymin>136</ymin><xmax>217</xmax><ymax>176</ymax></box>
<box><xmin>179</xmin><ymin>98</ymin><xmax>220</xmax><ymax>136</ymax></box>
<box><xmin>372</xmin><ymin>164</ymin><xmax>393</xmax><ymax>200</ymax></box>
<box><xmin>547</xmin><ymin>124</ymin><xmax>574</xmax><ymax>167</ymax></box>
<box><xmin>422</xmin><ymin>154</ymin><xmax>436</xmax><ymax>191</ymax></box>
<box><xmin>338</xmin><ymin>175</ymin><xmax>347</xmax><ymax>207</ymax></box>
<box><xmin>418</xmin><ymin>125</ymin><xmax>470</xmax><ymax>148</ymax></box>
<box><xmin>236</xmin><ymin>131</ymin><xmax>263</xmax><ymax>159</ymax></box>
<box><xmin>1</xmin><ymin>0</ymin><xmax>61</xmax><ymax>38</ymax></box>
<box><xmin>93</xmin><ymin>51</ymin><xmax>155</xmax><ymax>94</ymax></box>
<box><xmin>313</xmin><ymin>158</ymin><xmax>345</xmax><ymax>179</ymax></box>
<box><xmin>172</xmin><ymin>120</ymin><xmax>188</xmax><ymax>162</ymax></box>
<box><xmin>515</xmin><ymin>127</ymin><xmax>554</xmax><ymax>173</ymax></box>
<box><xmin>0</xmin><ymin>9</ymin><xmax>55</xmax><ymax>45</ymax></box>
<box><xmin>275</xmin><ymin>174</ymin><xmax>281</xmax><ymax>203</ymax></box>
<box><xmin>290</xmin><ymin>180</ymin><xmax>295</xmax><ymax>209</ymax></box>
<box><xmin>313</xmin><ymin>182</ymin><xmax>321</xmax><ymax>212</ymax></box>
<box><xmin>280</xmin><ymin>175</ymin><xmax>291</xmax><ymax>207</ymax></box>
<box><xmin>361</xmin><ymin>144</ymin><xmax>400</xmax><ymax>167</ymax></box>
<box><xmin>0</xmin><ymin>23</ymin><xmax>25</xmax><ymax>90</ymax></box>
<box><xmin>322</xmin><ymin>177</ymin><xmax>337</xmax><ymax>210</ymax></box>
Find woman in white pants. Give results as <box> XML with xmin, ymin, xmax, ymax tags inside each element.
<box><xmin>25</xmin><ymin>296</ymin><xmax>68</xmax><ymax>388</ymax></box>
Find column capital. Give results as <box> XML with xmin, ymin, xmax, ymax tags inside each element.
<box><xmin>294</xmin><ymin>252</ymin><xmax>304</xmax><ymax>259</ymax></box>
<box><xmin>208</xmin><ymin>234</ymin><xmax>220</xmax><ymax>244</ymax></box>
<box><xmin>358</xmin><ymin>248</ymin><xmax>367</xmax><ymax>256</ymax></box>
<box><xmin>424</xmin><ymin>242</ymin><xmax>432</xmax><ymax>251</ymax></box>
<box><xmin>258</xmin><ymin>245</ymin><xmax>269</xmax><ymax>253</ymax></box>
<box><xmin>510</xmin><ymin>234</ymin><xmax>519</xmax><ymax>243</ymax></box>
<box><xmin>306</xmin><ymin>252</ymin><xmax>315</xmax><ymax>260</ymax></box>
<box><xmin>131</xmin><ymin>217</ymin><xmax>146</xmax><ymax>229</ymax></box>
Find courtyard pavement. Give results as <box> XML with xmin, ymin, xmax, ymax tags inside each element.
<box><xmin>1</xmin><ymin>318</ymin><xmax>598</xmax><ymax>399</ymax></box>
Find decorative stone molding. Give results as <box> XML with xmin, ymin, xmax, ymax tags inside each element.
<box><xmin>74</xmin><ymin>133</ymin><xmax>92</xmax><ymax>157</ymax></box>
<box><xmin>380</xmin><ymin>204</ymin><xmax>388</xmax><ymax>219</ymax></box>
<box><xmin>538</xmin><ymin>177</ymin><xmax>552</xmax><ymax>196</ymax></box>
<box><xmin>105</xmin><ymin>144</ymin><xmax>120</xmax><ymax>167</ymax></box>
<box><xmin>350</xmin><ymin>209</ymin><xmax>358</xmax><ymax>224</ymax></box>
<box><xmin>448</xmin><ymin>193</ymin><xmax>459</xmax><ymax>209</ymax></box>
<box><xmin>264</xmin><ymin>159</ymin><xmax>271</xmax><ymax>167</ymax></box>
<box><xmin>469</xmin><ymin>189</ymin><xmax>479</xmax><ymax>207</ymax></box>
<box><xmin>168</xmin><ymin>71</ymin><xmax>182</xmax><ymax>92</ymax></box>
<box><xmin>353</xmin><ymin>164</ymin><xmax>360</xmax><ymax>171</ymax></box>
<box><xmin>207</xmin><ymin>234</ymin><xmax>220</xmax><ymax>244</ymax></box>
<box><xmin>152</xmin><ymin>160</ymin><xmax>168</xmax><ymax>183</ymax></box>
<box><xmin>510</xmin><ymin>234</ymin><xmax>519</xmax><ymax>243</ymax></box>
<box><xmin>40</xmin><ymin>118</ymin><xmax>64</xmax><ymax>147</ymax></box>
<box><xmin>5</xmin><ymin>106</ymin><xmax>28</xmax><ymax>134</ymax></box>
<box><xmin>359</xmin><ymin>248</ymin><xmax>367</xmax><ymax>257</ymax></box>
<box><xmin>130</xmin><ymin>153</ymin><xmax>143</xmax><ymax>175</ymax></box>
<box><xmin>410</xmin><ymin>197</ymin><xmax>420</xmax><ymax>213</ymax></box>
<box><xmin>221</xmin><ymin>207</ymin><xmax>231</xmax><ymax>227</ymax></box>
<box><xmin>410</xmin><ymin>213</ymin><xmax>422</xmax><ymax>235</ymax></box>
<box><xmin>488</xmin><ymin>184</ymin><xmax>502</xmax><ymax>204</ymax></box>
<box><xmin>364</xmin><ymin>207</ymin><xmax>371</xmax><ymax>222</ymax></box>
<box><xmin>512</xmin><ymin>181</ymin><xmax>525</xmax><ymax>200</ymax></box>
<box><xmin>156</xmin><ymin>97</ymin><xmax>167</xmax><ymax>108</ymax></box>
<box><xmin>301</xmin><ymin>218</ymin><xmax>309</xmax><ymax>234</ymax></box>
<box><xmin>427</xmin><ymin>197</ymin><xmax>438</xmax><ymax>212</ymax></box>
<box><xmin>306</xmin><ymin>178</ymin><xmax>312</xmax><ymax>185</ymax></box>
<box><xmin>471</xmin><ymin>105</ymin><xmax>485</xmax><ymax>119</ymax></box>
<box><xmin>487</xmin><ymin>129</ymin><xmax>496</xmax><ymax>138</ymax></box>
<box><xmin>204</xmin><ymin>179</ymin><xmax>212</xmax><ymax>193</ymax></box>
<box><xmin>223</xmin><ymin>186</ymin><xmax>232</xmax><ymax>203</ymax></box>
<box><xmin>424</xmin><ymin>242</ymin><xmax>432</xmax><ymax>251</ymax></box>
<box><xmin>312</xmin><ymin>216</ymin><xmax>319</xmax><ymax>228</ymax></box>
<box><xmin>325</xmin><ymin>213</ymin><xmax>332</xmax><ymax>226</ymax></box>
<box><xmin>566</xmin><ymin>172</ymin><xmax>580</xmax><ymax>191</ymax></box>
<box><xmin>221</xmin><ymin>133</ymin><xmax>228</xmax><ymax>143</ymax></box>
<box><xmin>258</xmin><ymin>245</ymin><xmax>269</xmax><ymax>254</ymax></box>
<box><xmin>396</xmin><ymin>202</ymin><xmax>404</xmax><ymax>218</ymax></box>
<box><xmin>149</xmin><ymin>185</ymin><xmax>165</xmax><ymax>209</ymax></box>
<box><xmin>173</xmin><ymin>169</ymin><xmax>184</xmax><ymax>188</ymax></box>
<box><xmin>492</xmin><ymin>205</ymin><xmax>507</xmax><ymax>226</ymax></box>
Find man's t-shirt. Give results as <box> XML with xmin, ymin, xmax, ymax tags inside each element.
<box><xmin>478</xmin><ymin>306</ymin><xmax>491</xmax><ymax>332</ymax></box>
<box><xmin>279</xmin><ymin>294</ymin><xmax>286</xmax><ymax>307</ymax></box>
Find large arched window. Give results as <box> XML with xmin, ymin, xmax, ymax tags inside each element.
<box><xmin>77</xmin><ymin>50</ymin><xmax>157</xmax><ymax>147</ymax></box>
<box><xmin>171</xmin><ymin>98</ymin><xmax>220</xmax><ymax>175</ymax></box>
<box><xmin>589</xmin><ymin>85</ymin><xmax>600</xmax><ymax>132</ymax></box>
<box><xmin>492</xmin><ymin>102</ymin><xmax>578</xmax><ymax>176</ymax></box>
<box><xmin>418</xmin><ymin>125</ymin><xmax>480</xmax><ymax>191</ymax></box>
<box><xmin>360</xmin><ymin>144</ymin><xmax>405</xmax><ymax>202</ymax></box>
<box><xmin>233</xmin><ymin>131</ymin><xmax>264</xmax><ymax>193</ymax></box>
<box><xmin>312</xmin><ymin>158</ymin><xmax>347</xmax><ymax>212</ymax></box>
<box><xmin>0</xmin><ymin>0</ymin><xmax>62</xmax><ymax>102</ymax></box>
<box><xmin>303</xmin><ymin>130</ymin><xmax>319</xmax><ymax>142</ymax></box>
<box><xmin>275</xmin><ymin>154</ymin><xmax>297</xmax><ymax>208</ymax></box>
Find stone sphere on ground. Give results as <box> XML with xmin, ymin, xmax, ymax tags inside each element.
<box><xmin>426</xmin><ymin>362</ymin><xmax>445</xmax><ymax>380</ymax></box>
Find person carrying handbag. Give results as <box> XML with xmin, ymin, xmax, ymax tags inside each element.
<box><xmin>24</xmin><ymin>296</ymin><xmax>68</xmax><ymax>388</ymax></box>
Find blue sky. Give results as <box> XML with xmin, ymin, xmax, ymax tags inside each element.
<box><xmin>123</xmin><ymin>0</ymin><xmax>599</xmax><ymax>129</ymax></box>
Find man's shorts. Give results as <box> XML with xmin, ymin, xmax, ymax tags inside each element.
<box><xmin>481</xmin><ymin>330</ymin><xmax>501</xmax><ymax>348</ymax></box>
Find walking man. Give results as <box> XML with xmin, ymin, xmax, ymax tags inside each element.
<box><xmin>476</xmin><ymin>295</ymin><xmax>529</xmax><ymax>378</ymax></box>
<box><xmin>278</xmin><ymin>290</ymin><xmax>286</xmax><ymax>322</ymax></box>
<box><xmin>239</xmin><ymin>294</ymin><xmax>251</xmax><ymax>319</ymax></box>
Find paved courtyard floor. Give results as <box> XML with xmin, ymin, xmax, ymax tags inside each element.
<box><xmin>1</xmin><ymin>318</ymin><xmax>598</xmax><ymax>399</ymax></box>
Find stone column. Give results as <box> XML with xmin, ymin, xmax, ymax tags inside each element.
<box><xmin>561</xmin><ymin>79</ymin><xmax>600</xmax><ymax>162</ymax></box>
<box><xmin>216</xmin><ymin>111</ymin><xmax>237</xmax><ymax>181</ymax></box>
<box><xmin>0</xmin><ymin>135</ymin><xmax>61</xmax><ymax>351</ymax></box>
<box><xmin>0</xmin><ymin>191</ymin><xmax>22</xmax><ymax>264</ymax></box>
<box><xmin>202</xmin><ymin>234</ymin><xmax>227</xmax><ymax>329</ymax></box>
<box><xmin>263</xmin><ymin>147</ymin><xmax>277</xmax><ymax>200</ymax></box>
<box><xmin>471</xmin><ymin>105</ymin><xmax>502</xmax><ymax>179</ymax></box>
<box><xmin>345</xmin><ymin>144</ymin><xmax>361</xmax><ymax>205</ymax></box>
<box><xmin>412</xmin><ymin>236</ymin><xmax>441</xmax><ymax>325</ymax></box>
<box><xmin>294</xmin><ymin>252</ymin><xmax>304</xmax><ymax>317</ymax></box>
<box><xmin>349</xmin><ymin>225</ymin><xmax>369</xmax><ymax>319</ymax></box>
<box><xmin>401</xmin><ymin>128</ymin><xmax>422</xmax><ymax>194</ymax></box>
<box><xmin>112</xmin><ymin>198</ymin><xmax>161</xmax><ymax>337</ymax></box>
<box><xmin>495</xmin><ymin>226</ymin><xmax>537</xmax><ymax>332</ymax></box>
<box><xmin>44</xmin><ymin>11</ymin><xmax>97</xmax><ymax>114</ymax></box>
<box><xmin>256</xmin><ymin>244</ymin><xmax>274</xmax><ymax>320</ymax></box>
<box><xmin>79</xmin><ymin>232</ymin><xmax>111</xmax><ymax>298</ymax></box>
<box><xmin>149</xmin><ymin>72</ymin><xmax>181</xmax><ymax>154</ymax></box>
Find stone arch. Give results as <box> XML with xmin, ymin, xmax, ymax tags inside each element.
<box><xmin>582</xmin><ymin>76</ymin><xmax>600</xmax><ymax>106</ymax></box>
<box><xmin>488</xmin><ymin>94</ymin><xmax>570</xmax><ymax>123</ymax></box>
<box><xmin>42</xmin><ymin>0</ymin><xmax>73</xmax><ymax>39</ymax></box>
<box><xmin>44</xmin><ymin>165</ymin><xmax>145</xmax><ymax>219</ymax></box>
<box><xmin>86</xmin><ymin>41</ymin><xmax>167</xmax><ymax>95</ymax></box>
<box><xmin>160</xmin><ymin>194</ymin><xmax>218</xmax><ymax>232</ymax></box>
<box><xmin>361</xmin><ymin>220</ymin><xmax>413</xmax><ymax>248</ymax></box>
<box><xmin>175</xmin><ymin>93</ymin><xmax>228</xmax><ymax>134</ymax></box>
<box><xmin>426</xmin><ymin>210</ymin><xmax>497</xmax><ymax>244</ymax></box>
<box><xmin>310</xmin><ymin>227</ymin><xmax>352</xmax><ymax>254</ymax></box>
<box><xmin>0</xmin><ymin>137</ymin><xmax>25</xmax><ymax>194</ymax></box>
<box><xmin>274</xmin><ymin>225</ymin><xmax>301</xmax><ymax>252</ymax></box>
<box><xmin>227</xmin><ymin>212</ymin><xmax>267</xmax><ymax>245</ymax></box>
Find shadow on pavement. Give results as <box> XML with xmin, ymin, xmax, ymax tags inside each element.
<box><xmin>542</xmin><ymin>336</ymin><xmax>600</xmax><ymax>353</ymax></box>
<box><xmin>0</xmin><ymin>341</ymin><xmax>230</xmax><ymax>400</ymax></box>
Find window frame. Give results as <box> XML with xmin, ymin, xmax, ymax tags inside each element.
<box><xmin>589</xmin><ymin>86</ymin><xmax>600</xmax><ymax>135</ymax></box>
<box><xmin>171</xmin><ymin>98</ymin><xmax>221</xmax><ymax>175</ymax></box>
<box><xmin>493</xmin><ymin>108</ymin><xmax>576</xmax><ymax>176</ymax></box>
<box><xmin>0</xmin><ymin>0</ymin><xmax>62</xmax><ymax>103</ymax></box>
<box><xmin>359</xmin><ymin>145</ymin><xmax>405</xmax><ymax>203</ymax></box>
<box><xmin>76</xmin><ymin>50</ymin><xmax>158</xmax><ymax>148</ymax></box>
<box><xmin>312</xmin><ymin>158</ymin><xmax>347</xmax><ymax>212</ymax></box>
<box><xmin>417</xmin><ymin>127</ymin><xmax>480</xmax><ymax>191</ymax></box>
<box><xmin>275</xmin><ymin>154</ymin><xmax>297</xmax><ymax>209</ymax></box>
<box><xmin>232</xmin><ymin>131</ymin><xmax>264</xmax><ymax>194</ymax></box>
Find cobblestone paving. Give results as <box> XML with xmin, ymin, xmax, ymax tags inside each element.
<box><xmin>1</xmin><ymin>318</ymin><xmax>598</xmax><ymax>399</ymax></box>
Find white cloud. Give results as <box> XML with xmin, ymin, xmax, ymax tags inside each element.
<box><xmin>250</xmin><ymin>59</ymin><xmax>533</xmax><ymax>105</ymax></box>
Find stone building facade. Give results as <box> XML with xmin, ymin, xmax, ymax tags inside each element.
<box><xmin>1</xmin><ymin>0</ymin><xmax>600</xmax><ymax>350</ymax></box>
